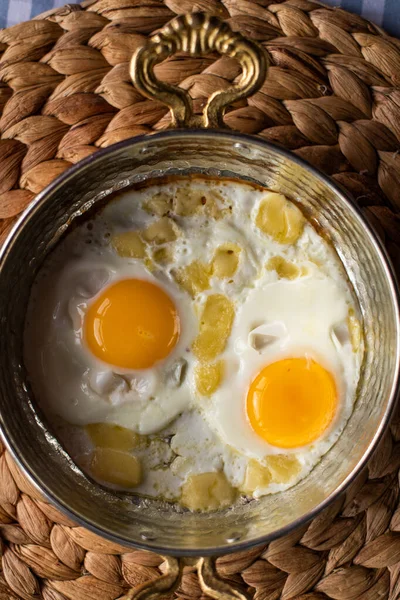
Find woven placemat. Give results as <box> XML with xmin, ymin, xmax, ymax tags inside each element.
<box><xmin>0</xmin><ymin>0</ymin><xmax>400</xmax><ymax>598</ymax></box>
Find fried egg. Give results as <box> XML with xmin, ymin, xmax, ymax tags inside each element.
<box><xmin>25</xmin><ymin>249</ymin><xmax>197</xmax><ymax>435</ymax></box>
<box><xmin>24</xmin><ymin>177</ymin><xmax>363</xmax><ymax>509</ymax></box>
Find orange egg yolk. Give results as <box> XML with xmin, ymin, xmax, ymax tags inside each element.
<box><xmin>246</xmin><ymin>358</ymin><xmax>337</xmax><ymax>449</ymax></box>
<box><xmin>85</xmin><ymin>279</ymin><xmax>180</xmax><ymax>370</ymax></box>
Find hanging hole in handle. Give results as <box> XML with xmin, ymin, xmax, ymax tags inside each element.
<box><xmin>130</xmin><ymin>12</ymin><xmax>268</xmax><ymax>130</ymax></box>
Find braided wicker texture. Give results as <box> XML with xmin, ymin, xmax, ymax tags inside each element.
<box><xmin>0</xmin><ymin>0</ymin><xmax>400</xmax><ymax>598</ymax></box>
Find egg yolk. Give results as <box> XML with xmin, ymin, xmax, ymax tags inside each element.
<box><xmin>246</xmin><ymin>358</ymin><xmax>337</xmax><ymax>449</ymax></box>
<box><xmin>85</xmin><ymin>279</ymin><xmax>180</xmax><ymax>369</ymax></box>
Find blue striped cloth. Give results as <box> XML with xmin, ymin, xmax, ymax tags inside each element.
<box><xmin>0</xmin><ymin>0</ymin><xmax>399</xmax><ymax>37</ymax></box>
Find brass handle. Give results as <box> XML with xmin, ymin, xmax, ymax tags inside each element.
<box><xmin>120</xmin><ymin>556</ymin><xmax>250</xmax><ymax>600</ymax></box>
<box><xmin>130</xmin><ymin>12</ymin><xmax>268</xmax><ymax>129</ymax></box>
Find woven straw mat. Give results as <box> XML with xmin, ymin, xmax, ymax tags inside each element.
<box><xmin>0</xmin><ymin>0</ymin><xmax>400</xmax><ymax>599</ymax></box>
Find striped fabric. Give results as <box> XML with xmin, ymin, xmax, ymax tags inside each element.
<box><xmin>0</xmin><ymin>0</ymin><xmax>399</xmax><ymax>37</ymax></box>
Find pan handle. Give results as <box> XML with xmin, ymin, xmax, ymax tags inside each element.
<box><xmin>119</xmin><ymin>556</ymin><xmax>250</xmax><ymax>600</ymax></box>
<box><xmin>130</xmin><ymin>12</ymin><xmax>268</xmax><ymax>129</ymax></box>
